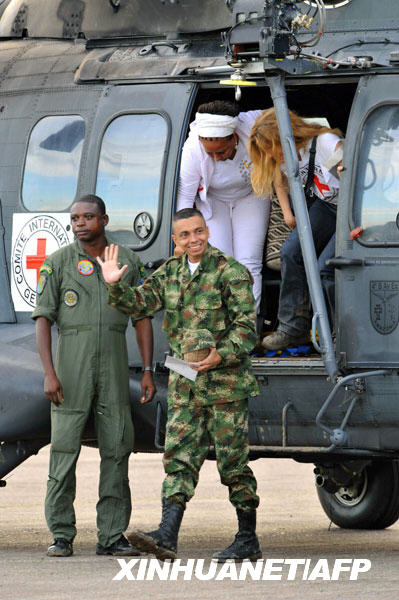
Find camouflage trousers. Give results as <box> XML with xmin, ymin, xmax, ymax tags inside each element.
<box><xmin>162</xmin><ymin>394</ymin><xmax>259</xmax><ymax>511</ymax></box>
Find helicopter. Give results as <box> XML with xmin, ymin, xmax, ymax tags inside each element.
<box><xmin>1</xmin><ymin>0</ymin><xmax>399</xmax><ymax>531</ymax></box>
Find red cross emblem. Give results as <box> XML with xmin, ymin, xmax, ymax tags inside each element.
<box><xmin>26</xmin><ymin>238</ymin><xmax>49</xmax><ymax>284</ymax></box>
<box><xmin>313</xmin><ymin>175</ymin><xmax>330</xmax><ymax>197</ymax></box>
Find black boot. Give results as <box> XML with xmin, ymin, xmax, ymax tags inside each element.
<box><xmin>96</xmin><ymin>534</ymin><xmax>141</xmax><ymax>556</ymax></box>
<box><xmin>128</xmin><ymin>498</ymin><xmax>184</xmax><ymax>561</ymax></box>
<box><xmin>47</xmin><ymin>538</ymin><xmax>73</xmax><ymax>557</ymax></box>
<box><xmin>212</xmin><ymin>508</ymin><xmax>262</xmax><ymax>562</ymax></box>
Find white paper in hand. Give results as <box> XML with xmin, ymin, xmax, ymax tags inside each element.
<box><xmin>164</xmin><ymin>355</ymin><xmax>198</xmax><ymax>382</ymax></box>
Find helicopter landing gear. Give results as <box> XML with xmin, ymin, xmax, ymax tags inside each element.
<box><xmin>316</xmin><ymin>460</ymin><xmax>399</xmax><ymax>529</ymax></box>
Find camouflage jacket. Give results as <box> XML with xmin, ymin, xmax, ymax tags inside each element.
<box><xmin>108</xmin><ymin>244</ymin><xmax>259</xmax><ymax>403</ymax></box>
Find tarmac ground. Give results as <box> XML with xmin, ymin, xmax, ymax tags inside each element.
<box><xmin>1</xmin><ymin>446</ymin><xmax>399</xmax><ymax>600</ymax></box>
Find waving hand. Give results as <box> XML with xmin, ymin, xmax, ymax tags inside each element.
<box><xmin>96</xmin><ymin>243</ymin><xmax>127</xmax><ymax>284</ymax></box>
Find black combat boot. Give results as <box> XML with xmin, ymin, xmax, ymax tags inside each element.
<box><xmin>128</xmin><ymin>498</ymin><xmax>184</xmax><ymax>561</ymax></box>
<box><xmin>47</xmin><ymin>538</ymin><xmax>73</xmax><ymax>557</ymax></box>
<box><xmin>212</xmin><ymin>508</ymin><xmax>262</xmax><ymax>562</ymax></box>
<box><xmin>96</xmin><ymin>534</ymin><xmax>141</xmax><ymax>556</ymax></box>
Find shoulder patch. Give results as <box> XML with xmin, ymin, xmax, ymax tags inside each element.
<box><xmin>37</xmin><ymin>273</ymin><xmax>47</xmax><ymax>294</ymax></box>
<box><xmin>39</xmin><ymin>264</ymin><xmax>52</xmax><ymax>275</ymax></box>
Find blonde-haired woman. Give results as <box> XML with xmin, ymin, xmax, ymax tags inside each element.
<box><xmin>249</xmin><ymin>108</ymin><xmax>343</xmax><ymax>350</ymax></box>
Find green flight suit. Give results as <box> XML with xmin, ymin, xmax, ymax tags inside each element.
<box><xmin>108</xmin><ymin>243</ymin><xmax>260</xmax><ymax>510</ymax></box>
<box><xmin>31</xmin><ymin>239</ymin><xmax>143</xmax><ymax>547</ymax></box>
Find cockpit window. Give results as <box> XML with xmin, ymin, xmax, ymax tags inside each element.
<box><xmin>353</xmin><ymin>105</ymin><xmax>399</xmax><ymax>245</ymax></box>
<box><xmin>95</xmin><ymin>113</ymin><xmax>168</xmax><ymax>246</ymax></box>
<box><xmin>22</xmin><ymin>115</ymin><xmax>85</xmax><ymax>211</ymax></box>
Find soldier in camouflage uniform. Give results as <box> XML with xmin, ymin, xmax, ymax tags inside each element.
<box><xmin>97</xmin><ymin>207</ymin><xmax>261</xmax><ymax>562</ymax></box>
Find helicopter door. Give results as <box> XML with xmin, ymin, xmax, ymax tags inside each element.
<box><xmin>335</xmin><ymin>75</ymin><xmax>399</xmax><ymax>368</ymax></box>
<box><xmin>83</xmin><ymin>82</ymin><xmax>195</xmax><ymax>365</ymax></box>
<box><xmin>84</xmin><ymin>82</ymin><xmax>195</xmax><ymax>260</ymax></box>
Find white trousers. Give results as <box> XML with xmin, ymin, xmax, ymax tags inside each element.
<box><xmin>206</xmin><ymin>193</ymin><xmax>270</xmax><ymax>310</ymax></box>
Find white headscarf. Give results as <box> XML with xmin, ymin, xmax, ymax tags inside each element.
<box><xmin>195</xmin><ymin>112</ymin><xmax>238</xmax><ymax>138</ymax></box>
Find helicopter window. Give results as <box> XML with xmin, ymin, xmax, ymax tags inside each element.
<box><xmin>96</xmin><ymin>113</ymin><xmax>167</xmax><ymax>246</ymax></box>
<box><xmin>22</xmin><ymin>115</ymin><xmax>85</xmax><ymax>211</ymax></box>
<box><xmin>353</xmin><ymin>105</ymin><xmax>399</xmax><ymax>245</ymax></box>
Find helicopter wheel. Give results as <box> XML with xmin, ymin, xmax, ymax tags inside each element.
<box><xmin>316</xmin><ymin>460</ymin><xmax>399</xmax><ymax>529</ymax></box>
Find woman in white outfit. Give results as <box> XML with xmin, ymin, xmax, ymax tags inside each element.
<box><xmin>176</xmin><ymin>101</ymin><xmax>270</xmax><ymax>309</ymax></box>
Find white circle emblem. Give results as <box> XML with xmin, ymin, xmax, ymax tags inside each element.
<box><xmin>12</xmin><ymin>214</ymin><xmax>71</xmax><ymax>309</ymax></box>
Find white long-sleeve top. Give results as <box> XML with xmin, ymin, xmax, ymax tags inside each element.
<box><xmin>281</xmin><ymin>132</ymin><xmax>342</xmax><ymax>205</ymax></box>
<box><xmin>176</xmin><ymin>110</ymin><xmax>262</xmax><ymax>220</ymax></box>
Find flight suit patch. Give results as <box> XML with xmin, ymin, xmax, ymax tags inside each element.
<box><xmin>77</xmin><ymin>259</ymin><xmax>94</xmax><ymax>275</ymax></box>
<box><xmin>40</xmin><ymin>264</ymin><xmax>52</xmax><ymax>275</ymax></box>
<box><xmin>64</xmin><ymin>290</ymin><xmax>79</xmax><ymax>307</ymax></box>
<box><xmin>37</xmin><ymin>273</ymin><xmax>46</xmax><ymax>294</ymax></box>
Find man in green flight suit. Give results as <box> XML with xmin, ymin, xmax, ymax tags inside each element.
<box><xmin>97</xmin><ymin>207</ymin><xmax>261</xmax><ymax>563</ymax></box>
<box><xmin>32</xmin><ymin>194</ymin><xmax>156</xmax><ymax>558</ymax></box>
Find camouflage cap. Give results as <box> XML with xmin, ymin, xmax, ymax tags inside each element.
<box><xmin>181</xmin><ymin>328</ymin><xmax>215</xmax><ymax>354</ymax></box>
